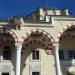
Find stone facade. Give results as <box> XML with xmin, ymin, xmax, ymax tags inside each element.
<box><xmin>0</xmin><ymin>7</ymin><xmax>75</xmax><ymax>75</ymax></box>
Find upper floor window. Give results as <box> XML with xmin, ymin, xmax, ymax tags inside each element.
<box><xmin>3</xmin><ymin>46</ymin><xmax>11</xmax><ymax>60</ymax></box>
<box><xmin>68</xmin><ymin>50</ymin><xmax>75</xmax><ymax>60</ymax></box>
<box><xmin>32</xmin><ymin>50</ymin><xmax>39</xmax><ymax>60</ymax></box>
<box><xmin>59</xmin><ymin>50</ymin><xmax>64</xmax><ymax>60</ymax></box>
<box><xmin>32</xmin><ymin>72</ymin><xmax>40</xmax><ymax>75</ymax></box>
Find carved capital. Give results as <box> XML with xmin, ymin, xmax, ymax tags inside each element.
<box><xmin>15</xmin><ymin>42</ymin><xmax>22</xmax><ymax>50</ymax></box>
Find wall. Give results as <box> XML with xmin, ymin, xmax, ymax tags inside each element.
<box><xmin>21</xmin><ymin>48</ymin><xmax>55</xmax><ymax>75</ymax></box>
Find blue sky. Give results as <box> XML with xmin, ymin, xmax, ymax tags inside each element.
<box><xmin>0</xmin><ymin>0</ymin><xmax>75</xmax><ymax>18</ymax></box>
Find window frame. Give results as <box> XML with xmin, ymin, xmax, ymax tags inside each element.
<box><xmin>68</xmin><ymin>50</ymin><xmax>75</xmax><ymax>60</ymax></box>
<box><xmin>59</xmin><ymin>49</ymin><xmax>75</xmax><ymax>61</ymax></box>
<box><xmin>32</xmin><ymin>72</ymin><xmax>40</xmax><ymax>75</ymax></box>
<box><xmin>2</xmin><ymin>72</ymin><xmax>9</xmax><ymax>75</ymax></box>
<box><xmin>32</xmin><ymin>50</ymin><xmax>39</xmax><ymax>60</ymax></box>
<box><xmin>30</xmin><ymin>49</ymin><xmax>40</xmax><ymax>62</ymax></box>
<box><xmin>59</xmin><ymin>50</ymin><xmax>64</xmax><ymax>61</ymax></box>
<box><xmin>2</xmin><ymin>46</ymin><xmax>12</xmax><ymax>61</ymax></box>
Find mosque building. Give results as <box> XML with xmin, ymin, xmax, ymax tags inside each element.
<box><xmin>0</xmin><ymin>7</ymin><xmax>75</xmax><ymax>75</ymax></box>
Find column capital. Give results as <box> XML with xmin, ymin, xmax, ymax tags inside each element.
<box><xmin>15</xmin><ymin>42</ymin><xmax>22</xmax><ymax>50</ymax></box>
<box><xmin>54</xmin><ymin>42</ymin><xmax>62</xmax><ymax>75</ymax></box>
<box><xmin>53</xmin><ymin>42</ymin><xmax>59</xmax><ymax>47</ymax></box>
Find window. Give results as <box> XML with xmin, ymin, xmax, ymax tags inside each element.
<box><xmin>32</xmin><ymin>72</ymin><xmax>40</xmax><ymax>75</ymax></box>
<box><xmin>2</xmin><ymin>73</ymin><xmax>9</xmax><ymax>75</ymax></box>
<box><xmin>32</xmin><ymin>50</ymin><xmax>39</xmax><ymax>60</ymax></box>
<box><xmin>59</xmin><ymin>50</ymin><xmax>64</xmax><ymax>60</ymax></box>
<box><xmin>3</xmin><ymin>46</ymin><xmax>11</xmax><ymax>60</ymax></box>
<box><xmin>68</xmin><ymin>50</ymin><xmax>75</xmax><ymax>60</ymax></box>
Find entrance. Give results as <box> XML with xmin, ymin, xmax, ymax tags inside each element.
<box><xmin>2</xmin><ymin>73</ymin><xmax>9</xmax><ymax>75</ymax></box>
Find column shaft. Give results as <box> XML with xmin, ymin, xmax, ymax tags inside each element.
<box><xmin>15</xmin><ymin>43</ymin><xmax>22</xmax><ymax>75</ymax></box>
<box><xmin>54</xmin><ymin>43</ymin><xmax>62</xmax><ymax>75</ymax></box>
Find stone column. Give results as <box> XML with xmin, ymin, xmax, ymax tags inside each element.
<box><xmin>54</xmin><ymin>43</ymin><xmax>62</xmax><ymax>75</ymax></box>
<box><xmin>15</xmin><ymin>42</ymin><xmax>22</xmax><ymax>75</ymax></box>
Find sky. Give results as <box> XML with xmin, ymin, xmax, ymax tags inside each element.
<box><xmin>0</xmin><ymin>0</ymin><xmax>75</xmax><ymax>18</ymax></box>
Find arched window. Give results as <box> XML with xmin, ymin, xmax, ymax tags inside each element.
<box><xmin>3</xmin><ymin>46</ymin><xmax>11</xmax><ymax>60</ymax></box>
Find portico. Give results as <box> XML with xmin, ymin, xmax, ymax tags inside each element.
<box><xmin>14</xmin><ymin>28</ymin><xmax>62</xmax><ymax>75</ymax></box>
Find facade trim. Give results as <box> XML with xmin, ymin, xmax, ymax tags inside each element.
<box><xmin>19</xmin><ymin>28</ymin><xmax>55</xmax><ymax>44</ymax></box>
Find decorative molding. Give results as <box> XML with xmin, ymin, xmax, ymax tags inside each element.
<box><xmin>20</xmin><ymin>28</ymin><xmax>55</xmax><ymax>55</ymax></box>
<box><xmin>19</xmin><ymin>28</ymin><xmax>55</xmax><ymax>43</ymax></box>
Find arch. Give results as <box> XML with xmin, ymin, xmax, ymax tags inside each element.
<box><xmin>19</xmin><ymin>28</ymin><xmax>55</xmax><ymax>43</ymax></box>
<box><xmin>0</xmin><ymin>28</ymin><xmax>18</xmax><ymax>43</ymax></box>
<box><xmin>7</xmin><ymin>29</ymin><xmax>18</xmax><ymax>42</ymax></box>
<box><xmin>56</xmin><ymin>24</ymin><xmax>75</xmax><ymax>43</ymax></box>
<box><xmin>19</xmin><ymin>28</ymin><xmax>55</xmax><ymax>55</ymax></box>
<box><xmin>20</xmin><ymin>28</ymin><xmax>56</xmax><ymax>75</ymax></box>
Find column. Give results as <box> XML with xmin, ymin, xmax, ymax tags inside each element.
<box><xmin>54</xmin><ymin>43</ymin><xmax>62</xmax><ymax>75</ymax></box>
<box><xmin>15</xmin><ymin>42</ymin><xmax>22</xmax><ymax>75</ymax></box>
